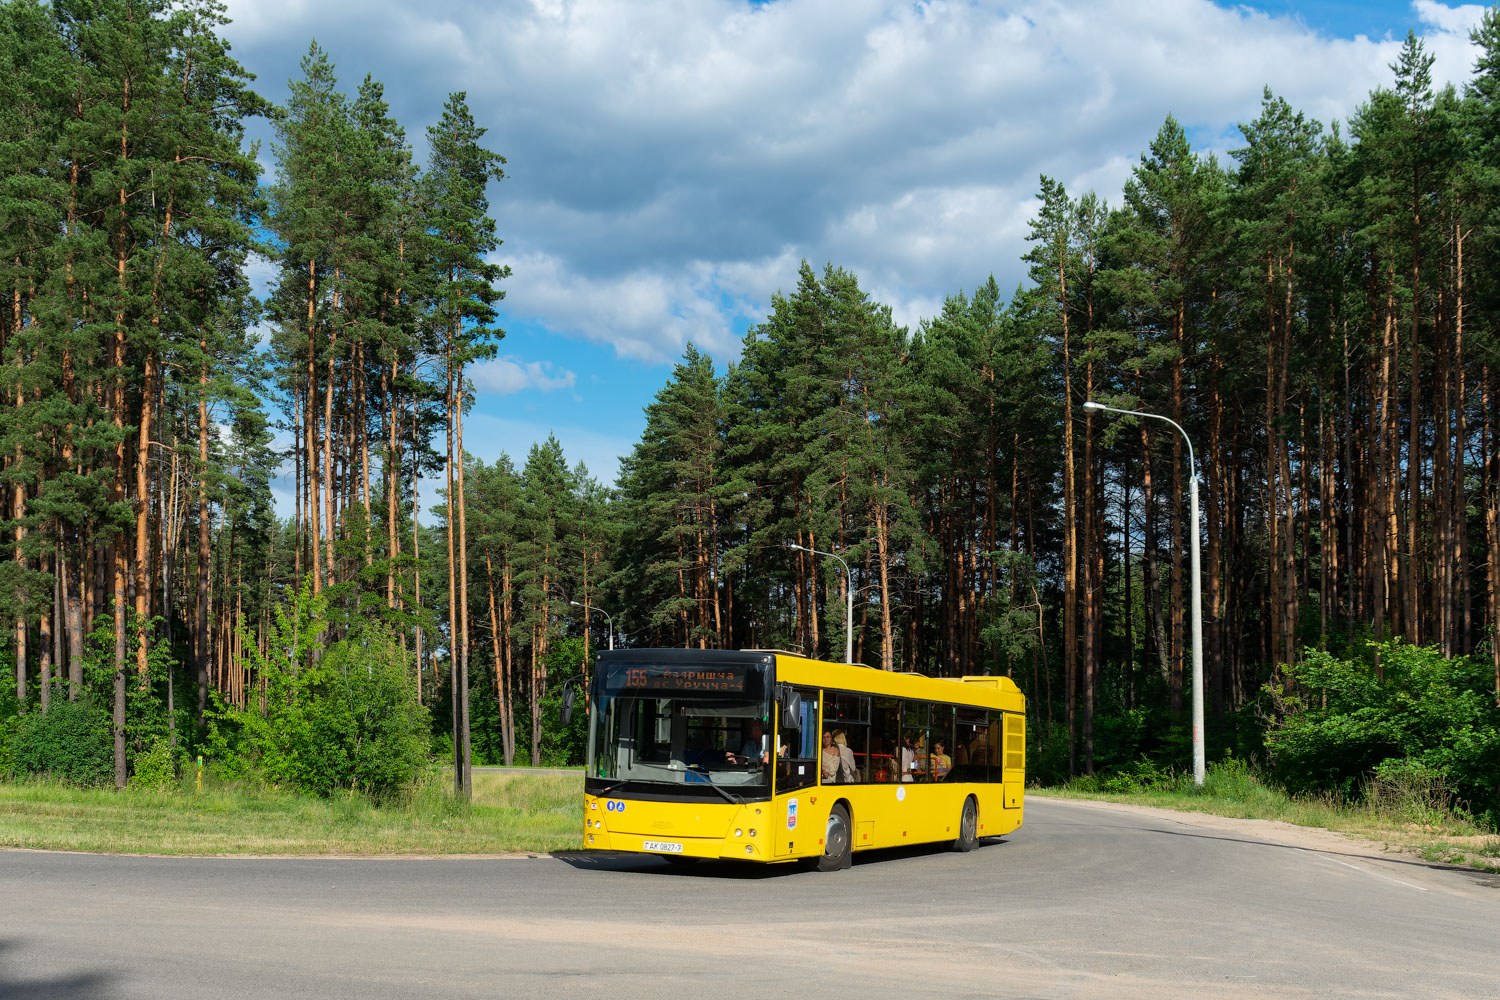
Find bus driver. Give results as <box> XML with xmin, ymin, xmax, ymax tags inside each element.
<box><xmin>729</xmin><ymin>719</ymin><xmax>768</xmax><ymax>764</ymax></box>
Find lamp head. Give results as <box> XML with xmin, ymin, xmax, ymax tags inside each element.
<box><xmin>570</xmin><ymin>600</ymin><xmax>583</xmax><ymax>608</ymax></box>
<box><xmin>1082</xmin><ymin>400</ymin><xmax>1104</xmax><ymax>411</ymax></box>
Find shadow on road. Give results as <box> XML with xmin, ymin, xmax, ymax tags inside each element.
<box><xmin>0</xmin><ymin>940</ymin><xmax>115</xmax><ymax>999</ymax></box>
<box><xmin>1140</xmin><ymin>826</ymin><xmax>1495</xmax><ymax>881</ymax></box>
<box><xmin>553</xmin><ymin>836</ymin><xmax>1012</xmax><ymax>878</ymax></box>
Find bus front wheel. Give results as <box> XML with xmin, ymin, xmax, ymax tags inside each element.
<box><xmin>816</xmin><ymin>803</ymin><xmax>852</xmax><ymax>872</ymax></box>
<box><xmin>954</xmin><ymin>797</ymin><xmax>979</xmax><ymax>852</ymax></box>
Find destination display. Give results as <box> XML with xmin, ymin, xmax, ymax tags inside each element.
<box><xmin>601</xmin><ymin>661</ymin><xmax>753</xmax><ymax>694</ymax></box>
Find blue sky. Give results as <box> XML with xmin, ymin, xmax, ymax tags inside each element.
<box><xmin>222</xmin><ymin>0</ymin><xmax>1490</xmax><ymax>513</ymax></box>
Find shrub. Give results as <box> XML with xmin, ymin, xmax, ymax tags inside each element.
<box><xmin>130</xmin><ymin>738</ymin><xmax>178</xmax><ymax>791</ymax></box>
<box><xmin>1266</xmin><ymin>641</ymin><xmax>1500</xmax><ymax>826</ymax></box>
<box><xmin>0</xmin><ymin>687</ymin><xmax>20</xmax><ymax>775</ymax></box>
<box><xmin>9</xmin><ymin>699</ymin><xmax>114</xmax><ymax>786</ymax></box>
<box><xmin>1366</xmin><ymin>758</ymin><xmax>1461</xmax><ymax>828</ymax></box>
<box><xmin>1196</xmin><ymin>755</ymin><xmax>1264</xmax><ymax>800</ymax></box>
<box><xmin>207</xmin><ymin>582</ymin><xmax>431</xmax><ymax>799</ymax></box>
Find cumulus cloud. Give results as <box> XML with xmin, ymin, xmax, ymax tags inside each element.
<box><xmin>222</xmin><ymin>0</ymin><xmax>1491</xmax><ymax>365</ymax></box>
<box><xmin>498</xmin><ymin>251</ymin><xmax>751</xmax><ymax>363</ymax></box>
<box><xmin>470</xmin><ymin>355</ymin><xmax>578</xmax><ymax>395</ymax></box>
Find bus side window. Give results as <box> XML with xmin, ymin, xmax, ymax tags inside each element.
<box><xmin>985</xmin><ymin>717</ymin><xmax>1004</xmax><ymax>782</ymax></box>
<box><xmin>825</xmin><ymin>692</ymin><xmax>870</xmax><ymax>783</ymax></box>
<box><xmin>953</xmin><ymin>709</ymin><xmax>989</xmax><ymax>782</ymax></box>
<box><xmin>902</xmin><ymin>700</ymin><xmax>930</xmax><ymax>782</ymax></box>
<box><xmin>871</xmin><ymin>698</ymin><xmax>900</xmax><ymax>783</ymax></box>
<box><xmin>930</xmin><ymin>705</ymin><xmax>954</xmax><ymax>780</ymax></box>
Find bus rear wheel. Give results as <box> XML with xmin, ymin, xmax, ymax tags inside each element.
<box><xmin>954</xmin><ymin>797</ymin><xmax>979</xmax><ymax>852</ymax></box>
<box><xmin>816</xmin><ymin>803</ymin><xmax>852</xmax><ymax>872</ymax></box>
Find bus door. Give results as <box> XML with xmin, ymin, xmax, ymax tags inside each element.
<box><xmin>773</xmin><ymin>686</ymin><xmax>819</xmax><ymax>857</ymax></box>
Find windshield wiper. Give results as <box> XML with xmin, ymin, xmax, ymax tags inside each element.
<box><xmin>593</xmin><ymin>779</ymin><xmax>631</xmax><ymax>797</ymax></box>
<box><xmin>700</xmin><ymin>781</ymin><xmax>744</xmax><ymax>805</ymax></box>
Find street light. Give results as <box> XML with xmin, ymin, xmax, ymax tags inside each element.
<box><xmin>1083</xmin><ymin>399</ymin><xmax>1205</xmax><ymax>786</ymax></box>
<box><xmin>570</xmin><ymin>601</ymin><xmax>614</xmax><ymax>650</ymax></box>
<box><xmin>787</xmin><ymin>543</ymin><xmax>854</xmax><ymax>665</ymax></box>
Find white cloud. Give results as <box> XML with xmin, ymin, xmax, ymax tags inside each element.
<box><xmin>223</xmin><ymin>0</ymin><xmax>1491</xmax><ymax>366</ymax></box>
<box><xmin>498</xmin><ymin>251</ymin><xmax>747</xmax><ymax>364</ymax></box>
<box><xmin>470</xmin><ymin>356</ymin><xmax>577</xmax><ymax>395</ymax></box>
<box><xmin>1414</xmin><ymin>1</ymin><xmax>1489</xmax><ymax>35</ymax></box>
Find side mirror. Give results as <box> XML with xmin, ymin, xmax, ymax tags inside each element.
<box><xmin>777</xmin><ymin>684</ymin><xmax>801</xmax><ymax>733</ymax></box>
<box><xmin>559</xmin><ymin>673</ymin><xmax>586</xmax><ymax>727</ymax></box>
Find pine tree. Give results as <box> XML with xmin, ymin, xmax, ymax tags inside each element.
<box><xmin>423</xmin><ymin>91</ymin><xmax>508</xmax><ymax>794</ymax></box>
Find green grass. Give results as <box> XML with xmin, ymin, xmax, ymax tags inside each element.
<box><xmin>1036</xmin><ymin>761</ymin><xmax>1500</xmax><ymax>873</ymax></box>
<box><xmin>0</xmin><ymin>769</ymin><xmax>585</xmax><ymax>856</ymax></box>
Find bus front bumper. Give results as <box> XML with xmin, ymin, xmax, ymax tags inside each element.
<box><xmin>582</xmin><ymin>794</ymin><xmax>778</xmax><ymax>861</ymax></box>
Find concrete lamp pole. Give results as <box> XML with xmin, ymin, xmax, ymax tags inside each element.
<box><xmin>787</xmin><ymin>543</ymin><xmax>854</xmax><ymax>665</ymax></box>
<box><xmin>570</xmin><ymin>601</ymin><xmax>614</xmax><ymax>650</ymax></box>
<box><xmin>1083</xmin><ymin>400</ymin><xmax>1206</xmax><ymax>786</ymax></box>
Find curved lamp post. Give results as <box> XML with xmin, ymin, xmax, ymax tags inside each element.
<box><xmin>787</xmin><ymin>543</ymin><xmax>854</xmax><ymax>665</ymax></box>
<box><xmin>1083</xmin><ymin>400</ymin><xmax>1205</xmax><ymax>786</ymax></box>
<box><xmin>570</xmin><ymin>601</ymin><xmax>614</xmax><ymax>650</ymax></box>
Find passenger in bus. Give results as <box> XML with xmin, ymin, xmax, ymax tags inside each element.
<box><xmin>930</xmin><ymin>741</ymin><xmax>951</xmax><ymax>780</ymax></box>
<box><xmin>821</xmin><ymin>731</ymin><xmax>841</xmax><ymax>782</ymax></box>
<box><xmin>833</xmin><ymin>730</ymin><xmax>858</xmax><ymax>783</ymax></box>
<box><xmin>899</xmin><ymin>733</ymin><xmax>917</xmax><ymax>782</ymax></box>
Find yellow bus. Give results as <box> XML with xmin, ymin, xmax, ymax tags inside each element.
<box><xmin>576</xmin><ymin>648</ymin><xmax>1024</xmax><ymax>871</ymax></box>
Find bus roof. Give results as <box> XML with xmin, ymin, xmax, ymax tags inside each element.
<box><xmin>772</xmin><ymin>653</ymin><xmax>1024</xmax><ymax>714</ymax></box>
<box><xmin>592</xmin><ymin>648</ymin><xmax>1024</xmax><ymax>714</ymax></box>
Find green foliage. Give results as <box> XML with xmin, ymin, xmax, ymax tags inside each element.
<box><xmin>9</xmin><ymin>699</ymin><xmax>113</xmax><ymax>786</ymax></box>
<box><xmin>0</xmin><ymin>686</ymin><xmax>21</xmax><ymax>776</ymax></box>
<box><xmin>130</xmin><ymin>738</ymin><xmax>178</xmax><ymax>791</ymax></box>
<box><xmin>1066</xmin><ymin>756</ymin><xmax>1176</xmax><ymax>794</ymax></box>
<box><xmin>207</xmin><ymin>583</ymin><xmax>431</xmax><ymax>799</ymax></box>
<box><xmin>535</xmin><ymin>637</ymin><xmax>589</xmax><ymax>766</ymax></box>
<box><xmin>1265</xmin><ymin>641</ymin><xmax>1500</xmax><ymax>825</ymax></box>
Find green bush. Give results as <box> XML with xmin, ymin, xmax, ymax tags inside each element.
<box><xmin>0</xmin><ymin>686</ymin><xmax>21</xmax><ymax>775</ymax></box>
<box><xmin>1195</xmin><ymin>755</ymin><xmax>1264</xmax><ymax>800</ymax></box>
<box><xmin>536</xmin><ymin>637</ymin><xmax>589</xmax><ymax>767</ymax></box>
<box><xmin>9</xmin><ymin>699</ymin><xmax>114</xmax><ymax>786</ymax></box>
<box><xmin>130</xmin><ymin>738</ymin><xmax>178</xmax><ymax>790</ymax></box>
<box><xmin>1366</xmin><ymin>758</ymin><xmax>1463</xmax><ymax>828</ymax></box>
<box><xmin>1266</xmin><ymin>641</ymin><xmax>1500</xmax><ymax>826</ymax></box>
<box><xmin>206</xmin><ymin>583</ymin><xmax>431</xmax><ymax>799</ymax></box>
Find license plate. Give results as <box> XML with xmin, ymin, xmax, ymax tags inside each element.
<box><xmin>642</xmin><ymin>840</ymin><xmax>683</xmax><ymax>854</ymax></box>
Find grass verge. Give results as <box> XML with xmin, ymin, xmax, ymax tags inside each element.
<box><xmin>1035</xmin><ymin>761</ymin><xmax>1500</xmax><ymax>873</ymax></box>
<box><xmin>0</xmin><ymin>769</ymin><xmax>585</xmax><ymax>856</ymax></box>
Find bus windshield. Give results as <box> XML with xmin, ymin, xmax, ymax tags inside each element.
<box><xmin>588</xmin><ymin>658</ymin><xmax>772</xmax><ymax>795</ymax></box>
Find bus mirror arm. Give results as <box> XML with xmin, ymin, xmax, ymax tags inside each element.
<box><xmin>559</xmin><ymin>673</ymin><xmax>586</xmax><ymax>727</ymax></box>
<box><xmin>776</xmin><ymin>684</ymin><xmax>801</xmax><ymax>734</ymax></box>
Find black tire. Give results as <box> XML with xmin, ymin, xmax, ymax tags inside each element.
<box><xmin>816</xmin><ymin>803</ymin><xmax>853</xmax><ymax>872</ymax></box>
<box><xmin>954</xmin><ymin>797</ymin><xmax>979</xmax><ymax>852</ymax></box>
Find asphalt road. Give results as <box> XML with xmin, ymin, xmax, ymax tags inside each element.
<box><xmin>2</xmin><ymin>797</ymin><xmax>1496</xmax><ymax>1000</ymax></box>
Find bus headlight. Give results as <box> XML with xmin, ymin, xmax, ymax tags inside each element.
<box><xmin>749</xmin><ymin>829</ymin><xmax>757</xmax><ymax>838</ymax></box>
<box><xmin>735</xmin><ymin>828</ymin><xmax>743</xmax><ymax>837</ymax></box>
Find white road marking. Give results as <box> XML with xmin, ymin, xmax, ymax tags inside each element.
<box><xmin>1319</xmin><ymin>855</ymin><xmax>1428</xmax><ymax>892</ymax></box>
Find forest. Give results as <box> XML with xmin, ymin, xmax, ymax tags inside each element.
<box><xmin>2</xmin><ymin>0</ymin><xmax>1499</xmax><ymax>824</ymax></box>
